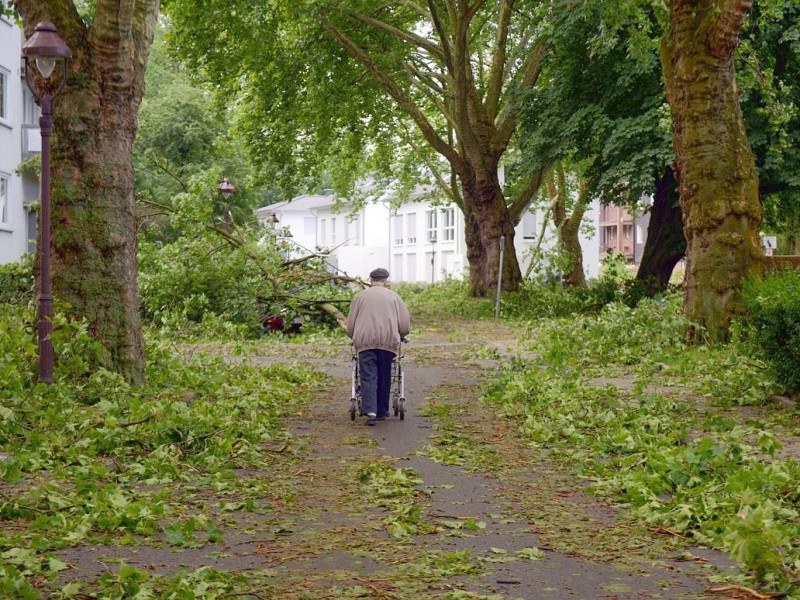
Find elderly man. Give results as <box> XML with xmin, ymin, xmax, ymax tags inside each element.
<box><xmin>346</xmin><ymin>268</ymin><xmax>411</xmax><ymax>426</ymax></box>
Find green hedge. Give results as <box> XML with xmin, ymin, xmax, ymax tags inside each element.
<box><xmin>742</xmin><ymin>270</ymin><xmax>800</xmax><ymax>395</ymax></box>
<box><xmin>0</xmin><ymin>255</ymin><xmax>34</xmax><ymax>306</ymax></box>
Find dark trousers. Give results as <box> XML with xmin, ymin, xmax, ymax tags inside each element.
<box><xmin>358</xmin><ymin>349</ymin><xmax>394</xmax><ymax>416</ymax></box>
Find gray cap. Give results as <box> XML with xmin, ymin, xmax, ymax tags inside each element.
<box><xmin>369</xmin><ymin>268</ymin><xmax>390</xmax><ymax>280</ymax></box>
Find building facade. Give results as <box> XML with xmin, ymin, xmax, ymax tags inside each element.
<box><xmin>257</xmin><ymin>187</ymin><xmax>602</xmax><ymax>283</ymax></box>
<box><xmin>0</xmin><ymin>15</ymin><xmax>40</xmax><ymax>265</ymax></box>
<box><xmin>599</xmin><ymin>201</ymin><xmax>650</xmax><ymax>264</ymax></box>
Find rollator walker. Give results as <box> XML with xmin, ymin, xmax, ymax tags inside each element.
<box><xmin>350</xmin><ymin>340</ymin><xmax>406</xmax><ymax>421</ymax></box>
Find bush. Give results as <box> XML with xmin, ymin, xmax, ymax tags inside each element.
<box><xmin>0</xmin><ymin>255</ymin><xmax>34</xmax><ymax>306</ymax></box>
<box><xmin>742</xmin><ymin>270</ymin><xmax>800</xmax><ymax>395</ymax></box>
<box><xmin>393</xmin><ymin>279</ymin><xmax>494</xmax><ymax>320</ymax></box>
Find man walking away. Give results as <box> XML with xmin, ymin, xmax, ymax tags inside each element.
<box><xmin>346</xmin><ymin>268</ymin><xmax>411</xmax><ymax>426</ymax></box>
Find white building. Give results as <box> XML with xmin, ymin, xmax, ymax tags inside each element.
<box><xmin>256</xmin><ymin>185</ymin><xmax>601</xmax><ymax>283</ymax></box>
<box><xmin>0</xmin><ymin>16</ymin><xmax>40</xmax><ymax>265</ymax></box>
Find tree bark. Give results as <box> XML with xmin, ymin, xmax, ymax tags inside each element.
<box><xmin>635</xmin><ymin>166</ymin><xmax>686</xmax><ymax>294</ymax></box>
<box><xmin>460</xmin><ymin>165</ymin><xmax>522</xmax><ymax>296</ymax></box>
<box><xmin>661</xmin><ymin>0</ymin><xmax>762</xmax><ymax>342</ymax></box>
<box><xmin>17</xmin><ymin>0</ymin><xmax>160</xmax><ymax>383</ymax></box>
<box><xmin>549</xmin><ymin>167</ymin><xmax>588</xmax><ymax>289</ymax></box>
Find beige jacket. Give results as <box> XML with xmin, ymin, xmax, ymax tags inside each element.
<box><xmin>346</xmin><ymin>285</ymin><xmax>411</xmax><ymax>354</ymax></box>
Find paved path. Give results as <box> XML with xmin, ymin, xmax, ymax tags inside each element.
<box><xmin>59</xmin><ymin>327</ymin><xmax>734</xmax><ymax>598</ymax></box>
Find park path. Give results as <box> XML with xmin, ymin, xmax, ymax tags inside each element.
<box><xmin>235</xmin><ymin>319</ymin><xmax>734</xmax><ymax>598</ymax></box>
<box><xmin>58</xmin><ymin>318</ymin><xmax>736</xmax><ymax>598</ymax></box>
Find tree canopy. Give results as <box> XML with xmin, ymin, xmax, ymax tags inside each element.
<box><xmin>163</xmin><ymin>0</ymin><xmax>561</xmax><ymax>294</ymax></box>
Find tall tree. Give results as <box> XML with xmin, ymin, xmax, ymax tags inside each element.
<box><xmin>543</xmin><ymin>165</ymin><xmax>589</xmax><ymax>288</ymax></box>
<box><xmin>15</xmin><ymin>0</ymin><xmax>160</xmax><ymax>382</ymax></box>
<box><xmin>662</xmin><ymin>0</ymin><xmax>762</xmax><ymax>341</ymax></box>
<box><xmin>164</xmin><ymin>0</ymin><xmax>553</xmax><ymax>295</ymax></box>
<box><xmin>515</xmin><ymin>3</ymin><xmax>678</xmax><ymax>291</ymax></box>
<box><xmin>739</xmin><ymin>1</ymin><xmax>800</xmax><ymax>253</ymax></box>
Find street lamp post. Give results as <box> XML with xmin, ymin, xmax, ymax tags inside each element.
<box><xmin>22</xmin><ymin>22</ymin><xmax>71</xmax><ymax>384</ymax></box>
<box><xmin>218</xmin><ymin>177</ymin><xmax>236</xmax><ymax>231</ymax></box>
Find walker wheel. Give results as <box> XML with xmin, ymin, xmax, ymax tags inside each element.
<box><xmin>350</xmin><ymin>401</ymin><xmax>356</xmax><ymax>421</ymax></box>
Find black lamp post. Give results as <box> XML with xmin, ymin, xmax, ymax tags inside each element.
<box><xmin>22</xmin><ymin>22</ymin><xmax>71</xmax><ymax>384</ymax></box>
<box><xmin>218</xmin><ymin>178</ymin><xmax>236</xmax><ymax>230</ymax></box>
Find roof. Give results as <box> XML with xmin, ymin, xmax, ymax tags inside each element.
<box><xmin>255</xmin><ymin>193</ymin><xmax>335</xmax><ymax>216</ymax></box>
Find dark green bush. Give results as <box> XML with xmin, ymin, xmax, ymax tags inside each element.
<box><xmin>0</xmin><ymin>255</ymin><xmax>34</xmax><ymax>306</ymax></box>
<box><xmin>742</xmin><ymin>270</ymin><xmax>800</xmax><ymax>395</ymax></box>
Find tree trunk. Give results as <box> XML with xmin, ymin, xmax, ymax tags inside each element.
<box><xmin>461</xmin><ymin>171</ymin><xmax>522</xmax><ymax>296</ymax></box>
<box><xmin>635</xmin><ymin>166</ymin><xmax>686</xmax><ymax>294</ymax></box>
<box><xmin>549</xmin><ymin>169</ymin><xmax>588</xmax><ymax>289</ymax></box>
<box><xmin>662</xmin><ymin>0</ymin><xmax>762</xmax><ymax>342</ymax></box>
<box><xmin>18</xmin><ymin>1</ymin><xmax>160</xmax><ymax>383</ymax></box>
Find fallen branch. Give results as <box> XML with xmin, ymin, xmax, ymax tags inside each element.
<box><xmin>118</xmin><ymin>414</ymin><xmax>155</xmax><ymax>428</ymax></box>
<box><xmin>707</xmin><ymin>585</ymin><xmax>786</xmax><ymax>599</ymax></box>
<box><xmin>648</xmin><ymin>526</ymin><xmax>689</xmax><ymax>540</ymax></box>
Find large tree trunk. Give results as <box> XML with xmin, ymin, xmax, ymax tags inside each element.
<box><xmin>549</xmin><ymin>167</ymin><xmax>587</xmax><ymax>289</ymax></box>
<box><xmin>461</xmin><ymin>169</ymin><xmax>522</xmax><ymax>296</ymax></box>
<box><xmin>636</xmin><ymin>166</ymin><xmax>686</xmax><ymax>294</ymax></box>
<box><xmin>661</xmin><ymin>0</ymin><xmax>762</xmax><ymax>342</ymax></box>
<box><xmin>18</xmin><ymin>1</ymin><xmax>159</xmax><ymax>383</ymax></box>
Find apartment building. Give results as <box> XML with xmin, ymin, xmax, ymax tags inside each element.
<box><xmin>0</xmin><ymin>15</ymin><xmax>40</xmax><ymax>264</ymax></box>
<box><xmin>599</xmin><ymin>201</ymin><xmax>650</xmax><ymax>264</ymax></box>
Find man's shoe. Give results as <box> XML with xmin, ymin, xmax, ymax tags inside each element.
<box><xmin>366</xmin><ymin>413</ymin><xmax>377</xmax><ymax>426</ymax></box>
<box><xmin>376</xmin><ymin>414</ymin><xmax>387</xmax><ymax>421</ymax></box>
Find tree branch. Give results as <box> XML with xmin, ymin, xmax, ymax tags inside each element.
<box><xmin>508</xmin><ymin>164</ymin><xmax>549</xmax><ymax>222</ymax></box>
<box><xmin>428</xmin><ymin>0</ymin><xmax>455</xmax><ymax>74</ymax></box>
<box><xmin>495</xmin><ymin>40</ymin><xmax>547</xmax><ymax>149</ymax></box>
<box><xmin>709</xmin><ymin>0</ymin><xmax>754</xmax><ymax>60</ymax></box>
<box><xmin>339</xmin><ymin>8</ymin><xmax>445</xmax><ymax>61</ymax></box>
<box><xmin>485</xmin><ymin>0</ymin><xmax>513</xmax><ymax>120</ymax></box>
<box><xmin>323</xmin><ymin>21</ymin><xmax>462</xmax><ymax>170</ymax></box>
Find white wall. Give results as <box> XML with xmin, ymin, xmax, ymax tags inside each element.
<box><xmin>514</xmin><ymin>200</ymin><xmax>601</xmax><ymax>281</ymax></box>
<box><xmin>277</xmin><ymin>211</ymin><xmax>318</xmax><ymax>256</ymax></box>
<box><xmin>318</xmin><ymin>202</ymin><xmax>390</xmax><ymax>279</ymax></box>
<box><xmin>0</xmin><ymin>19</ymin><xmax>30</xmax><ymax>264</ymax></box>
<box><xmin>254</xmin><ymin>190</ymin><xmax>602</xmax><ymax>284</ymax></box>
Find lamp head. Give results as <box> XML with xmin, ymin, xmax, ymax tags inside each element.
<box><xmin>22</xmin><ymin>22</ymin><xmax>72</xmax><ymax>80</ymax></box>
<box><xmin>218</xmin><ymin>178</ymin><xmax>236</xmax><ymax>199</ymax></box>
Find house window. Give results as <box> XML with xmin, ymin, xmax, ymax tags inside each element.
<box><xmin>623</xmin><ymin>224</ymin><xmax>633</xmax><ymax>240</ymax></box>
<box><xmin>23</xmin><ymin>87</ymin><xmax>39</xmax><ymax>125</ymax></box>
<box><xmin>350</xmin><ymin>214</ymin><xmax>361</xmax><ymax>245</ymax></box>
<box><xmin>331</xmin><ymin>217</ymin><xmax>337</xmax><ymax>244</ymax></box>
<box><xmin>0</xmin><ymin>174</ymin><xmax>8</xmax><ymax>225</ymax></box>
<box><xmin>426</xmin><ymin>209</ymin><xmax>438</xmax><ymax>242</ymax></box>
<box><xmin>394</xmin><ymin>253</ymin><xmax>404</xmax><ymax>280</ymax></box>
<box><xmin>406</xmin><ymin>253</ymin><xmax>417</xmax><ymax>281</ymax></box>
<box><xmin>406</xmin><ymin>212</ymin><xmax>417</xmax><ymax>244</ymax></box>
<box><xmin>441</xmin><ymin>207</ymin><xmax>455</xmax><ymax>241</ymax></box>
<box><xmin>320</xmin><ymin>219</ymin><xmax>327</xmax><ymax>245</ymax></box>
<box><xmin>522</xmin><ymin>210</ymin><xmax>537</xmax><ymax>239</ymax></box>
<box><xmin>394</xmin><ymin>215</ymin><xmax>404</xmax><ymax>246</ymax></box>
<box><xmin>0</xmin><ymin>68</ymin><xmax>8</xmax><ymax>121</ymax></box>
<box><xmin>303</xmin><ymin>217</ymin><xmax>315</xmax><ymax>235</ymax></box>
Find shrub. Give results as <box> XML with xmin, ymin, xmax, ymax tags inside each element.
<box><xmin>742</xmin><ymin>270</ymin><xmax>800</xmax><ymax>395</ymax></box>
<box><xmin>0</xmin><ymin>255</ymin><xmax>34</xmax><ymax>306</ymax></box>
<box><xmin>393</xmin><ymin>279</ymin><xmax>494</xmax><ymax>321</ymax></box>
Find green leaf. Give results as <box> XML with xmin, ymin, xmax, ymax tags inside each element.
<box><xmin>517</xmin><ymin>547</ymin><xmax>545</xmax><ymax>560</ymax></box>
<box><xmin>48</xmin><ymin>557</ymin><xmax>69</xmax><ymax>572</ymax></box>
